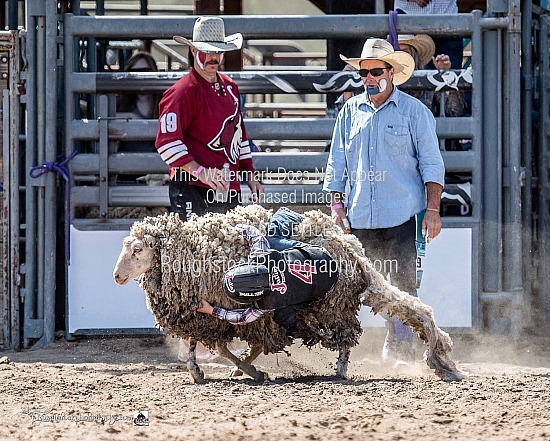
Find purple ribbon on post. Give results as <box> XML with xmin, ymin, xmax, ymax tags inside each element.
<box><xmin>29</xmin><ymin>150</ymin><xmax>78</xmax><ymax>265</ymax></box>
<box><xmin>388</xmin><ymin>10</ymin><xmax>401</xmax><ymax>51</ymax></box>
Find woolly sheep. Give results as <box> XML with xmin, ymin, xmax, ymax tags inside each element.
<box><xmin>113</xmin><ymin>204</ymin><xmax>465</xmax><ymax>383</ymax></box>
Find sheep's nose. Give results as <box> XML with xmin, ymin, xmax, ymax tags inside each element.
<box><xmin>114</xmin><ymin>272</ymin><xmax>129</xmax><ymax>285</ymax></box>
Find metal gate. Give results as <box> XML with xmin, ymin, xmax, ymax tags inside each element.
<box><xmin>3</xmin><ymin>0</ymin><xmax>547</xmax><ymax>348</ymax></box>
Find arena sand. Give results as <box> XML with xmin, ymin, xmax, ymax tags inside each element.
<box><xmin>0</xmin><ymin>331</ymin><xmax>549</xmax><ymax>441</ymax></box>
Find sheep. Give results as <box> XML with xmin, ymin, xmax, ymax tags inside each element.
<box><xmin>113</xmin><ymin>204</ymin><xmax>465</xmax><ymax>383</ymax></box>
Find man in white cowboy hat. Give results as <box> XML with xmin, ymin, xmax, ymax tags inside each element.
<box><xmin>323</xmin><ymin>38</ymin><xmax>445</xmax><ymax>367</ymax></box>
<box><xmin>155</xmin><ymin>16</ymin><xmax>263</xmax><ymax>220</ymax></box>
<box><xmin>155</xmin><ymin>16</ymin><xmax>263</xmax><ymax>363</ymax></box>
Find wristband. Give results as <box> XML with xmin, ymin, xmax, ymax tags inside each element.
<box><xmin>331</xmin><ymin>203</ymin><xmax>344</xmax><ymax>210</ymax></box>
<box><xmin>426</xmin><ymin>208</ymin><xmax>439</xmax><ymax>213</ymax></box>
<box><xmin>192</xmin><ymin>165</ymin><xmax>204</xmax><ymax>178</ymax></box>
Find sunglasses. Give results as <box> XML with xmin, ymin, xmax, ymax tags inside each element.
<box><xmin>358</xmin><ymin>67</ymin><xmax>390</xmax><ymax>77</ymax></box>
<box><xmin>200</xmin><ymin>50</ymin><xmax>224</xmax><ymax>55</ymax></box>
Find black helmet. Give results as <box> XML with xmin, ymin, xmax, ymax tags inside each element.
<box><xmin>222</xmin><ymin>262</ymin><xmax>270</xmax><ymax>304</ymax></box>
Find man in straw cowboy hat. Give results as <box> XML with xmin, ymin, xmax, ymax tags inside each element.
<box><xmin>323</xmin><ymin>38</ymin><xmax>445</xmax><ymax>366</ymax></box>
<box><xmin>155</xmin><ymin>16</ymin><xmax>263</xmax><ymax>220</ymax></box>
<box><xmin>155</xmin><ymin>16</ymin><xmax>264</xmax><ymax>362</ymax></box>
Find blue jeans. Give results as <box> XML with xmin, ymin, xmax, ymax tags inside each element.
<box><xmin>266</xmin><ymin>207</ymin><xmax>306</xmax><ymax>251</ymax></box>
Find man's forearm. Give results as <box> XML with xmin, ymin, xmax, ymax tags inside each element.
<box><xmin>426</xmin><ymin>182</ymin><xmax>443</xmax><ymax>211</ymax></box>
<box><xmin>212</xmin><ymin>306</ymin><xmax>265</xmax><ymax>325</ymax></box>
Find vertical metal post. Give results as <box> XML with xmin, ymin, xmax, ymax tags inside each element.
<box><xmin>482</xmin><ymin>24</ymin><xmax>502</xmax><ymax>293</ymax></box>
<box><xmin>96</xmin><ymin>0</ymin><xmax>105</xmax><ymax>15</ymax></box>
<box><xmin>36</xmin><ymin>15</ymin><xmax>45</xmax><ymax>325</ymax></box>
<box><xmin>140</xmin><ymin>0</ymin><xmax>148</xmax><ymax>15</ymax></box>
<box><xmin>8</xmin><ymin>0</ymin><xmax>17</xmax><ymax>30</ymax></box>
<box><xmin>471</xmin><ymin>9</ymin><xmax>483</xmax><ymax>222</ymax></box>
<box><xmin>36</xmin><ymin>0</ymin><xmax>58</xmax><ymax>346</ymax></box>
<box><xmin>502</xmin><ymin>0</ymin><xmax>523</xmax><ymax>336</ymax></box>
<box><xmin>538</xmin><ymin>16</ymin><xmax>550</xmax><ymax>322</ymax></box>
<box><xmin>520</xmin><ymin>1</ymin><xmax>533</xmax><ymax>326</ymax></box>
<box><xmin>0</xmin><ymin>39</ymin><xmax>7</xmax><ymax>345</ymax></box>
<box><xmin>64</xmin><ymin>13</ymin><xmax>76</xmax><ymax>340</ymax></box>
<box><xmin>24</xmin><ymin>11</ymin><xmax>37</xmax><ymax>348</ymax></box>
<box><xmin>470</xmin><ymin>10</ymin><xmax>483</xmax><ymax>328</ymax></box>
<box><xmin>3</xmin><ymin>90</ymin><xmax>12</xmax><ymax>347</ymax></box>
<box><xmin>98</xmin><ymin>95</ymin><xmax>109</xmax><ymax>218</ymax></box>
<box><xmin>4</xmin><ymin>30</ymin><xmax>20</xmax><ymax>349</ymax></box>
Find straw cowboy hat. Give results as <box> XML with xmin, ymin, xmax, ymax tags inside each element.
<box><xmin>398</xmin><ymin>34</ymin><xmax>436</xmax><ymax>68</ymax></box>
<box><xmin>174</xmin><ymin>16</ymin><xmax>243</xmax><ymax>52</ymax></box>
<box><xmin>340</xmin><ymin>38</ymin><xmax>415</xmax><ymax>85</ymax></box>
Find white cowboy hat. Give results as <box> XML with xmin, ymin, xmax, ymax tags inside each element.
<box><xmin>340</xmin><ymin>38</ymin><xmax>415</xmax><ymax>85</ymax></box>
<box><xmin>174</xmin><ymin>16</ymin><xmax>243</xmax><ymax>52</ymax></box>
<box><xmin>398</xmin><ymin>34</ymin><xmax>436</xmax><ymax>68</ymax></box>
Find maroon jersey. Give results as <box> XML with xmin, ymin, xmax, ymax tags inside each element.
<box><xmin>155</xmin><ymin>68</ymin><xmax>255</xmax><ymax>190</ymax></box>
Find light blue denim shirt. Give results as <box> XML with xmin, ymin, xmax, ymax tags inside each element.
<box><xmin>323</xmin><ymin>87</ymin><xmax>445</xmax><ymax>229</ymax></box>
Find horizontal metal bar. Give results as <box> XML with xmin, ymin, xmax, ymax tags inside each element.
<box><xmin>71</xmin><ymin>150</ymin><xmax>473</xmax><ymax>177</ymax></box>
<box><xmin>478</xmin><ymin>17</ymin><xmax>509</xmax><ymax>29</ymax></box>
<box><xmin>65</xmin><ymin>14</ymin><xmax>475</xmax><ymax>39</ymax></box>
<box><xmin>479</xmin><ymin>291</ymin><xmax>526</xmax><ymax>305</ymax></box>
<box><xmin>72</xmin><ymin>183</ymin><xmax>330</xmax><ymax>207</ymax></box>
<box><xmin>70</xmin><ymin>116</ymin><xmax>474</xmax><ymax>142</ymax></box>
<box><xmin>69</xmin><ymin>328</ymin><xmax>162</xmax><ymax>336</ymax></box>
<box><xmin>73</xmin><ymin>185</ymin><xmax>169</xmax><ymax>207</ymax></box>
<box><xmin>247</xmin><ymin>118</ymin><xmax>334</xmax><ymax>140</ymax></box>
<box><xmin>442</xmin><ymin>151</ymin><xmax>475</xmax><ymax>172</ymax></box>
<box><xmin>436</xmin><ymin>117</ymin><xmax>475</xmax><ymax>139</ymax></box>
<box><xmin>71</xmin><ymin>69</ymin><xmax>473</xmax><ymax>94</ymax></box>
<box><xmin>71</xmin><ymin>152</ymin><xmax>330</xmax><ymax>174</ymax></box>
<box><xmin>73</xmin><ymin>180</ymin><xmax>475</xmax><ymax>209</ymax></box>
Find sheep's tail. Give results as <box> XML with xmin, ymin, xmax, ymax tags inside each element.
<box><xmin>357</xmin><ymin>256</ymin><xmax>466</xmax><ymax>382</ymax></box>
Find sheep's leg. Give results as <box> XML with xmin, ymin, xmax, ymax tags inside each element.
<box><xmin>186</xmin><ymin>339</ymin><xmax>205</xmax><ymax>384</ymax></box>
<box><xmin>230</xmin><ymin>344</ymin><xmax>263</xmax><ymax>378</ymax></box>
<box><xmin>335</xmin><ymin>347</ymin><xmax>350</xmax><ymax>379</ymax></box>
<box><xmin>216</xmin><ymin>342</ymin><xmax>267</xmax><ymax>382</ymax></box>
<box><xmin>363</xmin><ymin>277</ymin><xmax>466</xmax><ymax>381</ymax></box>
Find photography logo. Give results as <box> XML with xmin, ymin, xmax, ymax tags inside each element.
<box><xmin>133</xmin><ymin>410</ymin><xmax>149</xmax><ymax>427</ymax></box>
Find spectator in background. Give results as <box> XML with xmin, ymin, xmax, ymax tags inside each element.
<box><xmin>393</xmin><ymin>0</ymin><xmax>463</xmax><ymax>69</ymax></box>
<box><xmin>115</xmin><ymin>51</ymin><xmax>163</xmax><ymax>185</ymax></box>
<box><xmin>324</xmin><ymin>38</ymin><xmax>445</xmax><ymax>367</ymax></box>
<box><xmin>117</xmin><ymin>51</ymin><xmax>160</xmax><ymax>122</ymax></box>
<box><xmin>398</xmin><ymin>34</ymin><xmax>467</xmax><ymax>118</ymax></box>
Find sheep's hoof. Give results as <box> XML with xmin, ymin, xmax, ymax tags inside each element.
<box><xmin>229</xmin><ymin>367</ymin><xmax>244</xmax><ymax>378</ymax></box>
<box><xmin>252</xmin><ymin>371</ymin><xmax>268</xmax><ymax>383</ymax></box>
<box><xmin>187</xmin><ymin>362</ymin><xmax>205</xmax><ymax>384</ymax></box>
<box><xmin>336</xmin><ymin>370</ymin><xmax>349</xmax><ymax>380</ymax></box>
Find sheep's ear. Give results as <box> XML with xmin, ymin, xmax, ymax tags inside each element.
<box><xmin>143</xmin><ymin>234</ymin><xmax>158</xmax><ymax>248</ymax></box>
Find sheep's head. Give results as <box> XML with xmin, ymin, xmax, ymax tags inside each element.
<box><xmin>113</xmin><ymin>234</ymin><xmax>158</xmax><ymax>285</ymax></box>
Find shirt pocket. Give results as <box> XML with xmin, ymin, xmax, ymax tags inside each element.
<box><xmin>384</xmin><ymin>124</ymin><xmax>409</xmax><ymax>156</ymax></box>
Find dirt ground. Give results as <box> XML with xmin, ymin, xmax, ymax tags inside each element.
<box><xmin>0</xmin><ymin>331</ymin><xmax>549</xmax><ymax>441</ymax></box>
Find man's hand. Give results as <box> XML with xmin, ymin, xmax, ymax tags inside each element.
<box><xmin>331</xmin><ymin>207</ymin><xmax>351</xmax><ymax>234</ymax></box>
<box><xmin>197</xmin><ymin>299</ymin><xmax>214</xmax><ymax>315</ymax></box>
<box><xmin>197</xmin><ymin>167</ymin><xmax>229</xmax><ymax>192</ymax></box>
<box><xmin>422</xmin><ymin>210</ymin><xmax>442</xmax><ymax>243</ymax></box>
<box><xmin>247</xmin><ymin>178</ymin><xmax>264</xmax><ymax>204</ymax></box>
<box><xmin>412</xmin><ymin>0</ymin><xmax>431</xmax><ymax>7</ymax></box>
<box><xmin>433</xmin><ymin>54</ymin><xmax>452</xmax><ymax>70</ymax></box>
